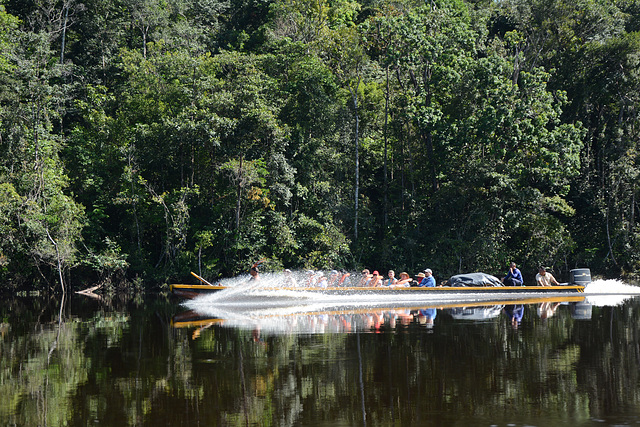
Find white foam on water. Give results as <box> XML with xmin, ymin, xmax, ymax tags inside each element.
<box><xmin>585</xmin><ymin>294</ymin><xmax>633</xmax><ymax>307</ymax></box>
<box><xmin>187</xmin><ymin>286</ymin><xmax>527</xmax><ymax>313</ymax></box>
<box><xmin>583</xmin><ymin>279</ymin><xmax>640</xmax><ymax>306</ymax></box>
<box><xmin>583</xmin><ymin>278</ymin><xmax>640</xmax><ymax>294</ymax></box>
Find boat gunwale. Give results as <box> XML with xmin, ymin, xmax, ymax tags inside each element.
<box><xmin>276</xmin><ymin>285</ymin><xmax>585</xmax><ymax>292</ymax></box>
<box><xmin>171</xmin><ymin>284</ymin><xmax>227</xmax><ymax>291</ymax></box>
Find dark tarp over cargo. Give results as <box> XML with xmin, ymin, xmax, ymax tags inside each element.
<box><xmin>447</xmin><ymin>272</ymin><xmax>503</xmax><ymax>287</ymax></box>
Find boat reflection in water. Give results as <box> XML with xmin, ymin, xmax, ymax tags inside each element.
<box><xmin>571</xmin><ymin>300</ymin><xmax>593</xmax><ymax>319</ymax></box>
<box><xmin>173</xmin><ymin>295</ymin><xmax>592</xmax><ymax>337</ymax></box>
<box><xmin>172</xmin><ymin>278</ymin><xmax>640</xmax><ymax>336</ymax></box>
<box><xmin>447</xmin><ymin>305</ymin><xmax>504</xmax><ymax>321</ymax></box>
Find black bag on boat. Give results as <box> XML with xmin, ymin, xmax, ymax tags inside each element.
<box><xmin>447</xmin><ymin>272</ymin><xmax>503</xmax><ymax>287</ymax></box>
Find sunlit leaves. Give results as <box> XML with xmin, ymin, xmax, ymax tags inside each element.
<box><xmin>0</xmin><ymin>4</ymin><xmax>19</xmax><ymax>75</ymax></box>
<box><xmin>266</xmin><ymin>0</ymin><xmax>361</xmax><ymax>45</ymax></box>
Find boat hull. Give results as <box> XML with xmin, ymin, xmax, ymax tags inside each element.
<box><xmin>170</xmin><ymin>283</ymin><xmax>227</xmax><ymax>298</ymax></box>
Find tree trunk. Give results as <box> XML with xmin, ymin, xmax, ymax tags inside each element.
<box><xmin>423</xmin><ymin>65</ymin><xmax>437</xmax><ymax>192</ymax></box>
<box><xmin>605</xmin><ymin>206</ymin><xmax>618</xmax><ymax>266</ymax></box>
<box><xmin>631</xmin><ymin>189</ymin><xmax>635</xmax><ymax>234</ymax></box>
<box><xmin>426</xmin><ymin>131</ymin><xmax>437</xmax><ymax>192</ymax></box>
<box><xmin>142</xmin><ymin>28</ymin><xmax>147</xmax><ymax>58</ymax></box>
<box><xmin>235</xmin><ymin>156</ymin><xmax>243</xmax><ymax>231</ymax></box>
<box><xmin>349</xmin><ymin>77</ymin><xmax>361</xmax><ymax>242</ymax></box>
<box><xmin>60</xmin><ymin>5</ymin><xmax>69</xmax><ymax>64</ymax></box>
<box><xmin>46</xmin><ymin>228</ymin><xmax>65</xmax><ymax>293</ymax></box>
<box><xmin>383</xmin><ymin>66</ymin><xmax>389</xmax><ymax>227</ymax></box>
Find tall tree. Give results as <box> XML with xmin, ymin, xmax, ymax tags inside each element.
<box><xmin>0</xmin><ymin>28</ymin><xmax>84</xmax><ymax>289</ymax></box>
<box><xmin>325</xmin><ymin>26</ymin><xmax>370</xmax><ymax>242</ymax></box>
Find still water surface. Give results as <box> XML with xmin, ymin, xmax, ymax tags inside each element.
<box><xmin>2</xmin><ymin>280</ymin><xmax>640</xmax><ymax>426</ymax></box>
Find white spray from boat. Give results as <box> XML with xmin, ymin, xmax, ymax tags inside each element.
<box><xmin>583</xmin><ymin>278</ymin><xmax>640</xmax><ymax>306</ymax></box>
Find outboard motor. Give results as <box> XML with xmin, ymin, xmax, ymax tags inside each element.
<box><xmin>570</xmin><ymin>268</ymin><xmax>591</xmax><ymax>285</ymax></box>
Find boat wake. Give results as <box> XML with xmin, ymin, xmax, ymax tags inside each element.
<box><xmin>583</xmin><ymin>279</ymin><xmax>640</xmax><ymax>306</ymax></box>
<box><xmin>583</xmin><ymin>278</ymin><xmax>640</xmax><ymax>294</ymax></box>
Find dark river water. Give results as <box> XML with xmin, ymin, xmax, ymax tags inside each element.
<box><xmin>2</xmin><ymin>278</ymin><xmax>640</xmax><ymax>426</ymax></box>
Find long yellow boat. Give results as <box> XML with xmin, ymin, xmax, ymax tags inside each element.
<box><xmin>170</xmin><ymin>269</ymin><xmax>590</xmax><ymax>299</ymax></box>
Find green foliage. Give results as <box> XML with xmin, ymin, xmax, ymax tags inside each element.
<box><xmin>3</xmin><ymin>0</ymin><xmax>640</xmax><ymax>289</ymax></box>
<box><xmin>0</xmin><ymin>4</ymin><xmax>19</xmax><ymax>74</ymax></box>
<box><xmin>82</xmin><ymin>237</ymin><xmax>130</xmax><ymax>284</ymax></box>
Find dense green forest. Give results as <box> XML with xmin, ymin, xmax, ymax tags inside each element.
<box><xmin>1</xmin><ymin>0</ymin><xmax>639</xmax><ymax>291</ymax></box>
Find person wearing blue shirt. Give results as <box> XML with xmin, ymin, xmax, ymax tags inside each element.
<box><xmin>418</xmin><ymin>269</ymin><xmax>436</xmax><ymax>287</ymax></box>
<box><xmin>501</xmin><ymin>262</ymin><xmax>523</xmax><ymax>286</ymax></box>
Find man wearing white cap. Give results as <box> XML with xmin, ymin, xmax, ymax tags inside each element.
<box><xmin>418</xmin><ymin>269</ymin><xmax>436</xmax><ymax>287</ymax></box>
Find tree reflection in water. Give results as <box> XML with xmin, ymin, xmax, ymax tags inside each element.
<box><xmin>0</xmin><ymin>293</ymin><xmax>639</xmax><ymax>426</ymax></box>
